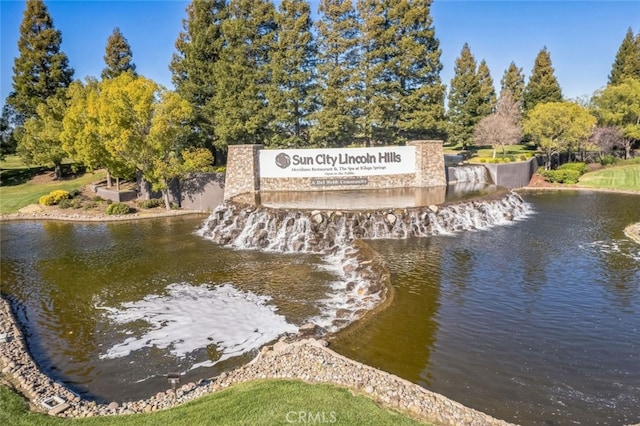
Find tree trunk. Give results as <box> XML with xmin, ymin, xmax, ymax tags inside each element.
<box><xmin>624</xmin><ymin>139</ymin><xmax>631</xmax><ymax>159</ymax></box>
<box><xmin>53</xmin><ymin>162</ymin><xmax>62</xmax><ymax>180</ymax></box>
<box><xmin>106</xmin><ymin>170</ymin><xmax>112</xmax><ymax>188</ymax></box>
<box><xmin>162</xmin><ymin>190</ymin><xmax>171</xmax><ymax>211</ymax></box>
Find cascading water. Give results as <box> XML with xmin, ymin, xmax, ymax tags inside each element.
<box><xmin>199</xmin><ymin>191</ymin><xmax>531</xmax><ymax>332</ymax></box>
<box><xmin>447</xmin><ymin>164</ymin><xmax>491</xmax><ymax>184</ymax></box>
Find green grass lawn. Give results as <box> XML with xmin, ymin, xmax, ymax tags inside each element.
<box><xmin>0</xmin><ymin>155</ymin><xmax>105</xmax><ymax>215</ymax></box>
<box><xmin>1</xmin><ymin>380</ymin><xmax>426</xmax><ymax>426</ymax></box>
<box><xmin>578</xmin><ymin>159</ymin><xmax>640</xmax><ymax>192</ymax></box>
<box><xmin>443</xmin><ymin>142</ymin><xmax>536</xmax><ymax>161</ymax></box>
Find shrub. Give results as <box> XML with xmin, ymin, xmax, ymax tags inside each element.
<box><xmin>539</xmin><ymin>169</ymin><xmax>581</xmax><ymax>184</ymax></box>
<box><xmin>58</xmin><ymin>198</ymin><xmax>74</xmax><ymax>209</ymax></box>
<box><xmin>600</xmin><ymin>155</ymin><xmax>618</xmax><ymax>166</ymax></box>
<box><xmin>106</xmin><ymin>202</ymin><xmax>131</xmax><ymax>215</ymax></box>
<box><xmin>479</xmin><ymin>158</ymin><xmax>487</xmax><ymax>163</ymax></box>
<box><xmin>558</xmin><ymin>162</ymin><xmax>587</xmax><ymax>175</ymax></box>
<box><xmin>84</xmin><ymin>201</ymin><xmax>98</xmax><ymax>210</ymax></box>
<box><xmin>213</xmin><ymin>166</ymin><xmax>227</xmax><ymax>174</ymax></box>
<box><xmin>137</xmin><ymin>198</ymin><xmax>164</xmax><ymax>209</ymax></box>
<box><xmin>38</xmin><ymin>195</ymin><xmax>56</xmax><ymax>206</ymax></box>
<box><xmin>50</xmin><ymin>190</ymin><xmax>71</xmax><ymax>203</ymax></box>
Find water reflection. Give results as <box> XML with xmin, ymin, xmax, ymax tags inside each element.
<box><xmin>333</xmin><ymin>191</ymin><xmax>640</xmax><ymax>425</ymax></box>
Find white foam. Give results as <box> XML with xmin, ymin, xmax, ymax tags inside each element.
<box><xmin>99</xmin><ymin>283</ymin><xmax>298</xmax><ymax>366</ymax></box>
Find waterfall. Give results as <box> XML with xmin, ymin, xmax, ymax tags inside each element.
<box><xmin>199</xmin><ymin>191</ymin><xmax>530</xmax><ymax>332</ymax></box>
<box><xmin>447</xmin><ymin>165</ymin><xmax>492</xmax><ymax>184</ymax></box>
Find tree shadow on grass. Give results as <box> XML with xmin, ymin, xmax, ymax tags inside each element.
<box><xmin>0</xmin><ymin>166</ymin><xmax>45</xmax><ymax>186</ymax></box>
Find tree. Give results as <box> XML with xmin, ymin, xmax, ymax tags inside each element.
<box><xmin>523</xmin><ymin>101</ymin><xmax>596</xmax><ymax>169</ymax></box>
<box><xmin>395</xmin><ymin>0</ymin><xmax>446</xmax><ymax>142</ymax></box>
<box><xmin>500</xmin><ymin>61</ymin><xmax>525</xmax><ymax>105</ymax></box>
<box><xmin>9</xmin><ymin>0</ymin><xmax>74</xmax><ymax>122</ymax></box>
<box><xmin>102</xmin><ymin>27</ymin><xmax>137</xmax><ymax>79</ymax></box>
<box><xmin>145</xmin><ymin>91</ymin><xmax>213</xmax><ymax>210</ymax></box>
<box><xmin>267</xmin><ymin>0</ymin><xmax>317</xmax><ymax>148</ymax></box>
<box><xmin>476</xmin><ymin>59</ymin><xmax>497</xmax><ymax>118</ymax></box>
<box><xmin>96</xmin><ymin>73</ymin><xmax>212</xmax><ymax>207</ymax></box>
<box><xmin>609</xmin><ymin>28</ymin><xmax>640</xmax><ymax>85</ymax></box>
<box><xmin>310</xmin><ymin>0</ymin><xmax>361</xmax><ymax>147</ymax></box>
<box><xmin>447</xmin><ymin>43</ymin><xmax>479</xmax><ymax>149</ymax></box>
<box><xmin>357</xmin><ymin>0</ymin><xmax>446</xmax><ymax>145</ymax></box>
<box><xmin>591</xmin><ymin>126</ymin><xmax>625</xmax><ymax>160</ymax></box>
<box><xmin>0</xmin><ymin>103</ymin><xmax>19</xmax><ymax>161</ymax></box>
<box><xmin>61</xmin><ymin>78</ymin><xmax>134</xmax><ymax>189</ymax></box>
<box><xmin>97</xmin><ymin>73</ymin><xmax>158</xmax><ymax>176</ymax></box>
<box><xmin>212</xmin><ymin>0</ymin><xmax>277</xmax><ymax>148</ymax></box>
<box><xmin>473</xmin><ymin>92</ymin><xmax>522</xmax><ymax>158</ymax></box>
<box><xmin>357</xmin><ymin>0</ymin><xmax>400</xmax><ymax>145</ymax></box>
<box><xmin>18</xmin><ymin>93</ymin><xmax>68</xmax><ymax>178</ymax></box>
<box><xmin>591</xmin><ymin>78</ymin><xmax>640</xmax><ymax>159</ymax></box>
<box><xmin>170</xmin><ymin>0</ymin><xmax>227</xmax><ymax>158</ymax></box>
<box><xmin>523</xmin><ymin>47</ymin><xmax>562</xmax><ymax>113</ymax></box>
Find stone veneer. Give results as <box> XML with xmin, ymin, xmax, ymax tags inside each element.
<box><xmin>224</xmin><ymin>140</ymin><xmax>446</xmax><ymax>200</ymax></box>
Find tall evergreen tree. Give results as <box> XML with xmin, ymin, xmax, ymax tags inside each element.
<box><xmin>447</xmin><ymin>43</ymin><xmax>479</xmax><ymax>148</ymax></box>
<box><xmin>500</xmin><ymin>61</ymin><xmax>525</xmax><ymax>104</ymax></box>
<box><xmin>310</xmin><ymin>0</ymin><xmax>361</xmax><ymax>147</ymax></box>
<box><xmin>357</xmin><ymin>0</ymin><xmax>400</xmax><ymax>145</ymax></box>
<box><xmin>212</xmin><ymin>0</ymin><xmax>277</xmax><ymax>147</ymax></box>
<box><xmin>357</xmin><ymin>0</ymin><xmax>446</xmax><ymax>145</ymax></box>
<box><xmin>476</xmin><ymin>59</ymin><xmax>496</xmax><ymax>118</ymax></box>
<box><xmin>268</xmin><ymin>0</ymin><xmax>317</xmax><ymax>148</ymax></box>
<box><xmin>102</xmin><ymin>27</ymin><xmax>137</xmax><ymax>79</ymax></box>
<box><xmin>608</xmin><ymin>27</ymin><xmax>640</xmax><ymax>85</ymax></box>
<box><xmin>170</xmin><ymin>0</ymin><xmax>227</xmax><ymax>156</ymax></box>
<box><xmin>523</xmin><ymin>47</ymin><xmax>562</xmax><ymax>113</ymax></box>
<box><xmin>395</xmin><ymin>0</ymin><xmax>446</xmax><ymax>141</ymax></box>
<box><xmin>9</xmin><ymin>0</ymin><xmax>74</xmax><ymax>122</ymax></box>
<box><xmin>0</xmin><ymin>103</ymin><xmax>19</xmax><ymax>161</ymax></box>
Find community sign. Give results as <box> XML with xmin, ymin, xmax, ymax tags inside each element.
<box><xmin>259</xmin><ymin>146</ymin><xmax>416</xmax><ymax>179</ymax></box>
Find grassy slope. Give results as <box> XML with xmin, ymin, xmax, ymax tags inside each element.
<box><xmin>0</xmin><ymin>156</ymin><xmax>106</xmax><ymax>214</ymax></box>
<box><xmin>578</xmin><ymin>159</ymin><xmax>640</xmax><ymax>191</ymax></box>
<box><xmin>0</xmin><ymin>380</ymin><xmax>426</xmax><ymax>426</ymax></box>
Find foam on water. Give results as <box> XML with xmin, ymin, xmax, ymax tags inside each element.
<box><xmin>580</xmin><ymin>239</ymin><xmax>640</xmax><ymax>262</ymax></box>
<box><xmin>98</xmin><ymin>283</ymin><xmax>298</xmax><ymax>366</ymax></box>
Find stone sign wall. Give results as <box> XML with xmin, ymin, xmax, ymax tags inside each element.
<box><xmin>224</xmin><ymin>140</ymin><xmax>446</xmax><ymax>200</ymax></box>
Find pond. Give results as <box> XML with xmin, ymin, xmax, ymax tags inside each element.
<box><xmin>1</xmin><ymin>190</ymin><xmax>639</xmax><ymax>425</ymax></box>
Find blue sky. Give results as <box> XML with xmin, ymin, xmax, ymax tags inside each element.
<box><xmin>1</xmin><ymin>0</ymin><xmax>639</xmax><ymax>109</ymax></box>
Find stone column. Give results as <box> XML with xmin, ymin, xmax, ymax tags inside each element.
<box><xmin>224</xmin><ymin>144</ymin><xmax>263</xmax><ymax>200</ymax></box>
<box><xmin>409</xmin><ymin>140</ymin><xmax>446</xmax><ymax>187</ymax></box>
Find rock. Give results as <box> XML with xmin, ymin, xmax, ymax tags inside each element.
<box><xmin>297</xmin><ymin>323</ymin><xmax>324</xmax><ymax>338</ymax></box>
<box><xmin>428</xmin><ymin>205</ymin><xmax>438</xmax><ymax>213</ymax></box>
<box><xmin>107</xmin><ymin>401</ymin><xmax>119</xmax><ymax>411</ymax></box>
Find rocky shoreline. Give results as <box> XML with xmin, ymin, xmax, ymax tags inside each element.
<box><xmin>0</xmin><ymin>296</ymin><xmax>512</xmax><ymax>425</ymax></box>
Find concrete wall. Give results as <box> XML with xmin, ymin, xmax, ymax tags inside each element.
<box><xmin>177</xmin><ymin>173</ymin><xmax>225</xmax><ymax>211</ymax></box>
<box><xmin>483</xmin><ymin>157</ymin><xmax>539</xmax><ymax>189</ymax></box>
<box><xmin>136</xmin><ymin>173</ymin><xmax>225</xmax><ymax>211</ymax></box>
<box><xmin>224</xmin><ymin>141</ymin><xmax>446</xmax><ymax>200</ymax></box>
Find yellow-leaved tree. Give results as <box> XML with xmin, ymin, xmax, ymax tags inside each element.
<box><xmin>523</xmin><ymin>101</ymin><xmax>596</xmax><ymax>169</ymax></box>
<box><xmin>96</xmin><ymin>73</ymin><xmax>212</xmax><ymax>209</ymax></box>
